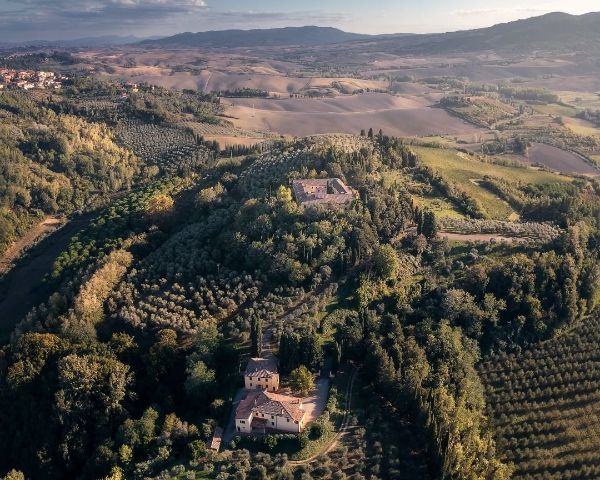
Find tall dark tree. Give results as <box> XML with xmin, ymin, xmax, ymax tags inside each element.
<box><xmin>250</xmin><ymin>317</ymin><xmax>263</xmax><ymax>357</ymax></box>
<box><xmin>421</xmin><ymin>210</ymin><xmax>438</xmax><ymax>240</ymax></box>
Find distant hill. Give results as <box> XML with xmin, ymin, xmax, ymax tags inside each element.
<box><xmin>371</xmin><ymin>12</ymin><xmax>600</xmax><ymax>53</ymax></box>
<box><xmin>0</xmin><ymin>35</ymin><xmax>160</xmax><ymax>48</ymax></box>
<box><xmin>139</xmin><ymin>26</ymin><xmax>371</xmax><ymax>48</ymax></box>
<box><xmin>138</xmin><ymin>12</ymin><xmax>600</xmax><ymax>53</ymax></box>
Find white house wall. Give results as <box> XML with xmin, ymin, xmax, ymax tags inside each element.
<box><xmin>235</xmin><ymin>415</ymin><xmax>252</xmax><ymax>434</ymax></box>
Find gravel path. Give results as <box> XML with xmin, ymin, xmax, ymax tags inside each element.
<box><xmin>288</xmin><ymin>366</ymin><xmax>358</xmax><ymax>466</ymax></box>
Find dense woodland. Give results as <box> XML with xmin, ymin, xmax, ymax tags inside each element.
<box><xmin>0</xmin><ymin>79</ymin><xmax>226</xmax><ymax>257</ymax></box>
<box><xmin>0</xmin><ymin>91</ymin><xmax>142</xmax><ymax>256</ymax></box>
<box><xmin>1</xmin><ymin>74</ymin><xmax>600</xmax><ymax>480</ymax></box>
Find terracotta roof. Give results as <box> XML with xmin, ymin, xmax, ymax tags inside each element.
<box><xmin>292</xmin><ymin>178</ymin><xmax>356</xmax><ymax>206</ymax></box>
<box><xmin>236</xmin><ymin>390</ymin><xmax>305</xmax><ymax>423</ymax></box>
<box><xmin>244</xmin><ymin>357</ymin><xmax>278</xmax><ymax>378</ymax></box>
<box><xmin>208</xmin><ymin>426</ymin><xmax>223</xmax><ymax>451</ymax></box>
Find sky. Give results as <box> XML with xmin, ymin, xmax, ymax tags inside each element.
<box><xmin>0</xmin><ymin>0</ymin><xmax>598</xmax><ymax>42</ymax></box>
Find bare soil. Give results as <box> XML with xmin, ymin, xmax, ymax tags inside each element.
<box><xmin>227</xmin><ymin>93</ymin><xmax>481</xmax><ymax>138</ymax></box>
<box><xmin>527</xmin><ymin>143</ymin><xmax>600</xmax><ymax>175</ymax></box>
<box><xmin>0</xmin><ymin>216</ymin><xmax>64</xmax><ymax>276</ymax></box>
<box><xmin>0</xmin><ymin>214</ymin><xmax>93</xmax><ymax>341</ymax></box>
<box><xmin>439</xmin><ymin>232</ymin><xmax>527</xmax><ymax>243</ymax></box>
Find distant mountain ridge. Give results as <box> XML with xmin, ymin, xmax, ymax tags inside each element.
<box><xmin>139</xmin><ymin>12</ymin><xmax>600</xmax><ymax>53</ymax></box>
<box><xmin>0</xmin><ymin>35</ymin><xmax>160</xmax><ymax>48</ymax></box>
<box><xmin>139</xmin><ymin>26</ymin><xmax>372</xmax><ymax>48</ymax></box>
<box><xmin>367</xmin><ymin>11</ymin><xmax>600</xmax><ymax>53</ymax></box>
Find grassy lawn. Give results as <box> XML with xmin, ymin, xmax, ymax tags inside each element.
<box><xmin>289</xmin><ymin>427</ymin><xmax>337</xmax><ymax>461</ymax></box>
<box><xmin>381</xmin><ymin>169</ymin><xmax>466</xmax><ymax>220</ymax></box>
<box><xmin>413</xmin><ymin>146</ymin><xmax>571</xmax><ymax>220</ymax></box>
<box><xmin>411</xmin><ymin>193</ymin><xmax>465</xmax><ymax>219</ymax></box>
<box><xmin>316</xmin><ymin>279</ymin><xmax>356</xmax><ymax>341</ymax></box>
<box><xmin>557</xmin><ymin>91</ymin><xmax>600</xmax><ymax>110</ymax></box>
<box><xmin>533</xmin><ymin>103</ymin><xmax>578</xmax><ymax>117</ymax></box>
<box><xmin>563</xmin><ymin>117</ymin><xmax>600</xmax><ymax>137</ymax></box>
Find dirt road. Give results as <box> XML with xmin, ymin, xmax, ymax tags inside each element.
<box><xmin>0</xmin><ymin>216</ymin><xmax>65</xmax><ymax>276</ymax></box>
<box><xmin>288</xmin><ymin>366</ymin><xmax>358</xmax><ymax>466</ymax></box>
<box><xmin>0</xmin><ymin>214</ymin><xmax>93</xmax><ymax>341</ymax></box>
<box><xmin>439</xmin><ymin>232</ymin><xmax>528</xmax><ymax>243</ymax></box>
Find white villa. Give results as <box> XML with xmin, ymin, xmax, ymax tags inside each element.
<box><xmin>235</xmin><ymin>390</ymin><xmax>306</xmax><ymax>434</ymax></box>
<box><xmin>244</xmin><ymin>357</ymin><xmax>280</xmax><ymax>392</ymax></box>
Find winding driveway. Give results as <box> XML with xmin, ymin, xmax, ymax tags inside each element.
<box><xmin>288</xmin><ymin>366</ymin><xmax>358</xmax><ymax>466</ymax></box>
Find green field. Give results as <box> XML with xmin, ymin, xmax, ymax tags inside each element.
<box><xmin>412</xmin><ymin>194</ymin><xmax>465</xmax><ymax>219</ymax></box>
<box><xmin>382</xmin><ymin>169</ymin><xmax>466</xmax><ymax>219</ymax></box>
<box><xmin>413</xmin><ymin>147</ymin><xmax>572</xmax><ymax>220</ymax></box>
<box><xmin>533</xmin><ymin>103</ymin><xmax>578</xmax><ymax>117</ymax></box>
<box><xmin>557</xmin><ymin>91</ymin><xmax>600</xmax><ymax>110</ymax></box>
<box><xmin>563</xmin><ymin>117</ymin><xmax>600</xmax><ymax>137</ymax></box>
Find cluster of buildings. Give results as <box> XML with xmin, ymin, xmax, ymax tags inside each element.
<box><xmin>0</xmin><ymin>69</ymin><xmax>64</xmax><ymax>91</ymax></box>
<box><xmin>235</xmin><ymin>357</ymin><xmax>307</xmax><ymax>434</ymax></box>
<box><xmin>124</xmin><ymin>81</ymin><xmax>139</xmax><ymax>93</ymax></box>
<box><xmin>292</xmin><ymin>178</ymin><xmax>357</xmax><ymax>206</ymax></box>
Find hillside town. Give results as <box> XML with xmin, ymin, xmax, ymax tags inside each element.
<box><xmin>0</xmin><ymin>69</ymin><xmax>65</xmax><ymax>91</ymax></box>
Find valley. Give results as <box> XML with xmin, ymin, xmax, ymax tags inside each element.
<box><xmin>2</xmin><ymin>9</ymin><xmax>600</xmax><ymax>480</ymax></box>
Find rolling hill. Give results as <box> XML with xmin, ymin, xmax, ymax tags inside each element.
<box><xmin>360</xmin><ymin>11</ymin><xmax>600</xmax><ymax>54</ymax></box>
<box><xmin>140</xmin><ymin>26</ymin><xmax>372</xmax><ymax>48</ymax></box>
<box><xmin>142</xmin><ymin>12</ymin><xmax>600</xmax><ymax>54</ymax></box>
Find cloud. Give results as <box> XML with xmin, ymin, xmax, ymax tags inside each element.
<box><xmin>2</xmin><ymin>0</ymin><xmax>208</xmax><ymax>24</ymax></box>
<box><xmin>0</xmin><ymin>1</ymin><xmax>349</xmax><ymax>41</ymax></box>
<box><xmin>7</xmin><ymin>0</ymin><xmax>207</xmax><ymax>9</ymax></box>
<box><xmin>0</xmin><ymin>0</ymin><xmax>211</xmax><ymax>39</ymax></box>
<box><xmin>195</xmin><ymin>9</ymin><xmax>347</xmax><ymax>27</ymax></box>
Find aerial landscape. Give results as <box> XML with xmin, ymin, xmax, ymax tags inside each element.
<box><xmin>2</xmin><ymin>1</ymin><xmax>600</xmax><ymax>479</ymax></box>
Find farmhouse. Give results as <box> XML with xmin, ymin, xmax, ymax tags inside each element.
<box><xmin>292</xmin><ymin>178</ymin><xmax>356</xmax><ymax>206</ymax></box>
<box><xmin>244</xmin><ymin>356</ymin><xmax>279</xmax><ymax>391</ymax></box>
<box><xmin>235</xmin><ymin>390</ymin><xmax>306</xmax><ymax>434</ymax></box>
